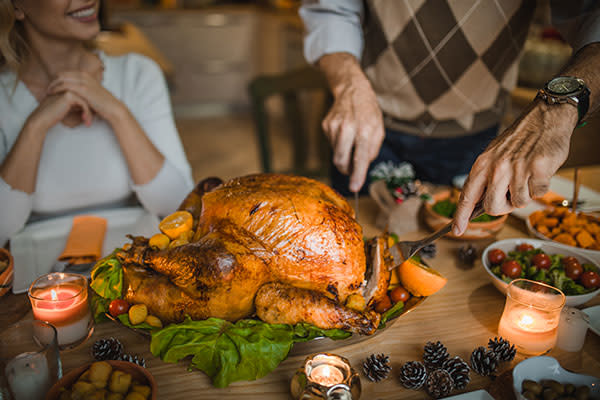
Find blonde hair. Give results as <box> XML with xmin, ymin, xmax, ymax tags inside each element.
<box><xmin>0</xmin><ymin>0</ymin><xmax>28</xmax><ymax>74</ymax></box>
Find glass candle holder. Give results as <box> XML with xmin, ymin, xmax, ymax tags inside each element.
<box><xmin>290</xmin><ymin>353</ymin><xmax>361</xmax><ymax>400</ymax></box>
<box><xmin>28</xmin><ymin>273</ymin><xmax>93</xmax><ymax>350</ymax></box>
<box><xmin>0</xmin><ymin>320</ymin><xmax>62</xmax><ymax>400</ymax></box>
<box><xmin>498</xmin><ymin>279</ymin><xmax>565</xmax><ymax>356</ymax></box>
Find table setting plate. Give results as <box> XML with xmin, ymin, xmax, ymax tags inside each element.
<box><xmin>582</xmin><ymin>305</ymin><xmax>600</xmax><ymax>336</ymax></box>
<box><xmin>10</xmin><ymin>207</ymin><xmax>159</xmax><ymax>294</ymax></box>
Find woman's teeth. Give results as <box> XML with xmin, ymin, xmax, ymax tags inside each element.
<box><xmin>70</xmin><ymin>7</ymin><xmax>95</xmax><ymax>18</ymax></box>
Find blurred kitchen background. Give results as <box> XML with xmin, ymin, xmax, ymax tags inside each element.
<box><xmin>98</xmin><ymin>0</ymin><xmax>600</xmax><ymax>185</ymax></box>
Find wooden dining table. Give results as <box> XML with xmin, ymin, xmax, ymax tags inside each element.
<box><xmin>1</xmin><ymin>168</ymin><xmax>599</xmax><ymax>399</ymax></box>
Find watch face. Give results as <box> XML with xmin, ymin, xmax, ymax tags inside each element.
<box><xmin>547</xmin><ymin>77</ymin><xmax>582</xmax><ymax>95</ymax></box>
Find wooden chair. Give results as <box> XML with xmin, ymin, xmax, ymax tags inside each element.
<box><xmin>248</xmin><ymin>67</ymin><xmax>333</xmax><ymax>178</ymax></box>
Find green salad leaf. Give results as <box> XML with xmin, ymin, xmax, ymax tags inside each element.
<box><xmin>90</xmin><ymin>251</ymin><xmax>123</xmax><ymax>300</ymax></box>
<box><xmin>89</xmin><ymin>252</ymin><xmax>124</xmax><ymax>323</ymax></box>
<box><xmin>492</xmin><ymin>248</ymin><xmax>596</xmax><ymax>296</ymax></box>
<box><xmin>150</xmin><ymin>317</ymin><xmax>350</xmax><ymax>388</ymax></box>
<box><xmin>379</xmin><ymin>301</ymin><xmax>405</xmax><ymax>329</ymax></box>
<box><xmin>433</xmin><ymin>199</ymin><xmax>498</xmax><ymax>221</ymax></box>
<box><xmin>432</xmin><ymin>199</ymin><xmax>457</xmax><ymax>218</ymax></box>
<box><xmin>116</xmin><ymin>313</ymin><xmax>158</xmax><ymax>331</ymax></box>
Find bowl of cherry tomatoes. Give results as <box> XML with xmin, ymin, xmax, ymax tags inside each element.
<box><xmin>482</xmin><ymin>238</ymin><xmax>600</xmax><ymax>306</ymax></box>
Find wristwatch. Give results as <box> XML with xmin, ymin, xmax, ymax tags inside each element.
<box><xmin>537</xmin><ymin>76</ymin><xmax>590</xmax><ymax>124</ymax></box>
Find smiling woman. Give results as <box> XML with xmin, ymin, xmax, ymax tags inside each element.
<box><xmin>0</xmin><ymin>0</ymin><xmax>194</xmax><ymax>245</ymax></box>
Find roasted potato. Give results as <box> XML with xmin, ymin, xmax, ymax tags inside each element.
<box><xmin>89</xmin><ymin>362</ymin><xmax>112</xmax><ymax>389</ymax></box>
<box><xmin>131</xmin><ymin>385</ymin><xmax>151</xmax><ymax>399</ymax></box>
<box><xmin>109</xmin><ymin>370</ymin><xmax>132</xmax><ymax>394</ymax></box>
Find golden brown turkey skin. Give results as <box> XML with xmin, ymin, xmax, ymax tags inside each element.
<box><xmin>197</xmin><ymin>174</ymin><xmax>365</xmax><ymax>302</ymax></box>
<box><xmin>123</xmin><ymin>265</ymin><xmax>210</xmax><ymax>323</ymax></box>
<box><xmin>120</xmin><ymin>221</ymin><xmax>270</xmax><ymax>322</ymax></box>
<box><xmin>255</xmin><ymin>283</ymin><xmax>380</xmax><ymax>335</ymax></box>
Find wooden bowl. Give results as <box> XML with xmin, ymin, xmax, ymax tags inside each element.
<box><xmin>0</xmin><ymin>248</ymin><xmax>14</xmax><ymax>297</ymax></box>
<box><xmin>423</xmin><ymin>190</ymin><xmax>507</xmax><ymax>240</ymax></box>
<box><xmin>45</xmin><ymin>360</ymin><xmax>156</xmax><ymax>400</ymax></box>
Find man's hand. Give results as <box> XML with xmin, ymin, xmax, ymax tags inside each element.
<box><xmin>319</xmin><ymin>53</ymin><xmax>385</xmax><ymax>193</ymax></box>
<box><xmin>452</xmin><ymin>100</ymin><xmax>578</xmax><ymax>236</ymax></box>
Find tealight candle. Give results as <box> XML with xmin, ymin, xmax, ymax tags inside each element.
<box><xmin>0</xmin><ymin>320</ymin><xmax>61</xmax><ymax>400</ymax></box>
<box><xmin>28</xmin><ymin>273</ymin><xmax>93</xmax><ymax>349</ymax></box>
<box><xmin>498</xmin><ymin>279</ymin><xmax>565</xmax><ymax>356</ymax></box>
<box><xmin>290</xmin><ymin>353</ymin><xmax>361</xmax><ymax>400</ymax></box>
<box><xmin>310</xmin><ymin>364</ymin><xmax>345</xmax><ymax>387</ymax></box>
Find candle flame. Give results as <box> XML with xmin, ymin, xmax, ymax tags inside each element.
<box><xmin>519</xmin><ymin>314</ymin><xmax>534</xmax><ymax>328</ymax></box>
<box><xmin>50</xmin><ymin>289</ymin><xmax>58</xmax><ymax>301</ymax></box>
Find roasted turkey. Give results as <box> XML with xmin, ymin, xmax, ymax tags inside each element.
<box><xmin>117</xmin><ymin>174</ymin><xmax>394</xmax><ymax>334</ymax></box>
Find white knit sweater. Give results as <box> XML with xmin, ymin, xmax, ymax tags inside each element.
<box><xmin>0</xmin><ymin>52</ymin><xmax>194</xmax><ymax>244</ymax></box>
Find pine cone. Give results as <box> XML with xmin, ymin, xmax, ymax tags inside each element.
<box><xmin>398</xmin><ymin>361</ymin><xmax>427</xmax><ymax>390</ymax></box>
<box><xmin>488</xmin><ymin>337</ymin><xmax>516</xmax><ymax>362</ymax></box>
<box><xmin>419</xmin><ymin>243</ymin><xmax>437</xmax><ymax>258</ymax></box>
<box><xmin>470</xmin><ymin>347</ymin><xmax>498</xmax><ymax>376</ymax></box>
<box><xmin>119</xmin><ymin>353</ymin><xmax>146</xmax><ymax>368</ymax></box>
<box><xmin>362</xmin><ymin>354</ymin><xmax>391</xmax><ymax>382</ymax></box>
<box><xmin>423</xmin><ymin>341</ymin><xmax>449</xmax><ymax>369</ymax></box>
<box><xmin>458</xmin><ymin>244</ymin><xmax>477</xmax><ymax>265</ymax></box>
<box><xmin>442</xmin><ymin>356</ymin><xmax>470</xmax><ymax>390</ymax></box>
<box><xmin>91</xmin><ymin>338</ymin><xmax>123</xmax><ymax>361</ymax></box>
<box><xmin>425</xmin><ymin>369</ymin><xmax>455</xmax><ymax>399</ymax></box>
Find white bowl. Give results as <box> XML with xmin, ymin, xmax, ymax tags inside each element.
<box><xmin>526</xmin><ymin>215</ymin><xmax>600</xmax><ymax>264</ymax></box>
<box><xmin>512</xmin><ymin>356</ymin><xmax>599</xmax><ymax>400</ymax></box>
<box><xmin>481</xmin><ymin>238</ymin><xmax>600</xmax><ymax>306</ymax></box>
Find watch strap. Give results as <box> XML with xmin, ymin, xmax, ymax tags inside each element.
<box><xmin>577</xmin><ymin>86</ymin><xmax>590</xmax><ymax>124</ymax></box>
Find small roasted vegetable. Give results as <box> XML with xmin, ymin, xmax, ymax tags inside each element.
<box><xmin>109</xmin><ymin>370</ymin><xmax>132</xmax><ymax>394</ymax></box>
<box><xmin>144</xmin><ymin>315</ymin><xmax>163</xmax><ymax>329</ymax></box>
<box><xmin>128</xmin><ymin>304</ymin><xmax>148</xmax><ymax>326</ymax></box>
<box><xmin>88</xmin><ymin>361</ymin><xmax>112</xmax><ymax>388</ymax></box>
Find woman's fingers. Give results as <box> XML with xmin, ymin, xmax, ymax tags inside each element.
<box><xmin>62</xmin><ymin>91</ymin><xmax>93</xmax><ymax>126</ymax></box>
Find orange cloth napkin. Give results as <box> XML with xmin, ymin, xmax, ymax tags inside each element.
<box><xmin>58</xmin><ymin>215</ymin><xmax>107</xmax><ymax>264</ymax></box>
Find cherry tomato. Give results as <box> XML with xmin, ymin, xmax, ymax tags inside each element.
<box><xmin>516</xmin><ymin>243</ymin><xmax>534</xmax><ymax>252</ymax></box>
<box><xmin>389</xmin><ymin>286</ymin><xmax>410</xmax><ymax>303</ymax></box>
<box><xmin>581</xmin><ymin>271</ymin><xmax>600</xmax><ymax>289</ymax></box>
<box><xmin>565</xmin><ymin>262</ymin><xmax>584</xmax><ymax>280</ymax></box>
<box><xmin>562</xmin><ymin>256</ymin><xmax>581</xmax><ymax>269</ymax></box>
<box><xmin>501</xmin><ymin>260</ymin><xmax>522</xmax><ymax>279</ymax></box>
<box><xmin>109</xmin><ymin>299</ymin><xmax>130</xmax><ymax>317</ymax></box>
<box><xmin>532</xmin><ymin>253</ymin><xmax>551</xmax><ymax>270</ymax></box>
<box><xmin>374</xmin><ymin>295</ymin><xmax>393</xmax><ymax>313</ymax></box>
<box><xmin>488</xmin><ymin>249</ymin><xmax>506</xmax><ymax>265</ymax></box>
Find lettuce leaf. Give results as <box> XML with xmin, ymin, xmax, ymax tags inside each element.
<box><xmin>150</xmin><ymin>317</ymin><xmax>351</xmax><ymax>388</ymax></box>
<box><xmin>90</xmin><ymin>251</ymin><xmax>123</xmax><ymax>300</ymax></box>
<box><xmin>117</xmin><ymin>313</ymin><xmax>159</xmax><ymax>331</ymax></box>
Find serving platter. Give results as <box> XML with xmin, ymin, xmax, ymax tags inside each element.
<box><xmin>104</xmin><ymin>295</ymin><xmax>428</xmax><ymax>356</ymax></box>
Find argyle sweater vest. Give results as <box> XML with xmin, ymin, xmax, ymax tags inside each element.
<box><xmin>361</xmin><ymin>0</ymin><xmax>536</xmax><ymax>137</ymax></box>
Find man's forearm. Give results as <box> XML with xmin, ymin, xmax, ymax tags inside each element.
<box><xmin>559</xmin><ymin>42</ymin><xmax>600</xmax><ymax>118</ymax></box>
<box><xmin>318</xmin><ymin>53</ymin><xmax>371</xmax><ymax>97</ymax></box>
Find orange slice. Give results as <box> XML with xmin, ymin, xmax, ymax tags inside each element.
<box><xmin>149</xmin><ymin>233</ymin><xmax>170</xmax><ymax>250</ymax></box>
<box><xmin>158</xmin><ymin>211</ymin><xmax>193</xmax><ymax>240</ymax></box>
<box><xmin>397</xmin><ymin>258</ymin><xmax>447</xmax><ymax>297</ymax></box>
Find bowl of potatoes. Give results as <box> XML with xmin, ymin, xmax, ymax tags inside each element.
<box><xmin>46</xmin><ymin>360</ymin><xmax>156</xmax><ymax>400</ymax></box>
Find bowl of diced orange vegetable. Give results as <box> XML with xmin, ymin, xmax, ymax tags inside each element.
<box><xmin>527</xmin><ymin>207</ymin><xmax>600</xmax><ymax>262</ymax></box>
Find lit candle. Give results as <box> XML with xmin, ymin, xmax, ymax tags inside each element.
<box><xmin>5</xmin><ymin>352</ymin><xmax>51</xmax><ymax>400</ymax></box>
<box><xmin>497</xmin><ymin>279</ymin><xmax>565</xmax><ymax>356</ymax></box>
<box><xmin>310</xmin><ymin>364</ymin><xmax>345</xmax><ymax>387</ymax></box>
<box><xmin>28</xmin><ymin>273</ymin><xmax>93</xmax><ymax>348</ymax></box>
<box><xmin>291</xmin><ymin>353</ymin><xmax>361</xmax><ymax>400</ymax></box>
